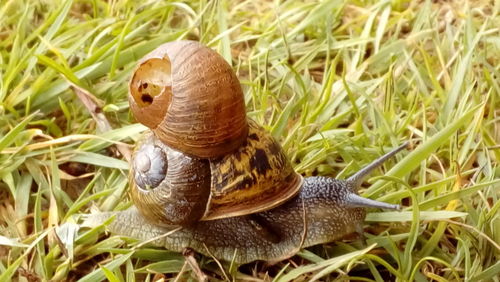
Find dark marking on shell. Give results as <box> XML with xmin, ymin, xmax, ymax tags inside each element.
<box><xmin>250</xmin><ymin>148</ymin><xmax>271</xmax><ymax>175</ymax></box>
<box><xmin>141</xmin><ymin>94</ymin><xmax>153</xmax><ymax>104</ymax></box>
<box><xmin>204</xmin><ymin>120</ymin><xmax>302</xmax><ymax>221</ymax></box>
<box><xmin>284</xmin><ymin>173</ymin><xmax>294</xmax><ymax>182</ymax></box>
<box><xmin>248</xmin><ymin>133</ymin><xmax>259</xmax><ymax>141</ymax></box>
<box><xmin>235</xmin><ymin>176</ymin><xmax>255</xmax><ymax>190</ymax></box>
<box><xmin>234</xmin><ymin>151</ymin><xmax>242</xmax><ymax>161</ymax></box>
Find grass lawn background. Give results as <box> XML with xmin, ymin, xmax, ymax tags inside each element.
<box><xmin>0</xmin><ymin>0</ymin><xmax>499</xmax><ymax>281</ymax></box>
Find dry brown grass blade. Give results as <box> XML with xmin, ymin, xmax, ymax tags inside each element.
<box><xmin>68</xmin><ymin>82</ymin><xmax>132</xmax><ymax>162</ymax></box>
<box><xmin>183</xmin><ymin>248</ymin><xmax>209</xmax><ymax>282</ymax></box>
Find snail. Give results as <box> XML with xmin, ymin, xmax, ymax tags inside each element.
<box><xmin>85</xmin><ymin>41</ymin><xmax>407</xmax><ymax>264</ymax></box>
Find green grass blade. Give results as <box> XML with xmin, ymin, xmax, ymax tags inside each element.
<box><xmin>365</xmin><ymin>103</ymin><xmax>484</xmax><ymax>197</ymax></box>
<box><xmin>78</xmin><ymin>252</ymin><xmax>134</xmax><ymax>282</ymax></box>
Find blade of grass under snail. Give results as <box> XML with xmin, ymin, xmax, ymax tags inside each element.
<box><xmin>275</xmin><ymin>244</ymin><xmax>376</xmax><ymax>282</ymax></box>
<box><xmin>77</xmin><ymin>252</ymin><xmax>134</xmax><ymax>282</ymax></box>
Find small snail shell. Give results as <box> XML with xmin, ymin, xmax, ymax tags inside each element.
<box><xmin>129</xmin><ymin>41</ymin><xmax>248</xmax><ymax>158</ymax></box>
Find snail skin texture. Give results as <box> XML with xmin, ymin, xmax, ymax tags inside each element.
<box><xmin>84</xmin><ymin>40</ymin><xmax>407</xmax><ymax>264</ymax></box>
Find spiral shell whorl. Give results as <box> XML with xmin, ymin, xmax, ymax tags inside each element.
<box><xmin>129</xmin><ymin>40</ymin><xmax>248</xmax><ymax>158</ymax></box>
<box><xmin>130</xmin><ymin>132</ymin><xmax>212</xmax><ymax>226</ymax></box>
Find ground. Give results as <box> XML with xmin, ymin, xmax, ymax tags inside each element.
<box><xmin>0</xmin><ymin>0</ymin><xmax>499</xmax><ymax>281</ymax></box>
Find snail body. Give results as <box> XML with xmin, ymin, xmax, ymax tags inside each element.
<box><xmin>93</xmin><ymin>177</ymin><xmax>368</xmax><ymax>263</ymax></box>
<box><xmin>85</xmin><ymin>41</ymin><xmax>406</xmax><ymax>264</ymax></box>
<box><xmin>88</xmin><ymin>142</ymin><xmax>405</xmax><ymax>264</ymax></box>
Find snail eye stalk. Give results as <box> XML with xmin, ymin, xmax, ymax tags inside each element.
<box><xmin>347</xmin><ymin>142</ymin><xmax>409</xmax><ymax>189</ymax></box>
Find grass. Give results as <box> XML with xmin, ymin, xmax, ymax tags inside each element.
<box><xmin>0</xmin><ymin>0</ymin><xmax>499</xmax><ymax>281</ymax></box>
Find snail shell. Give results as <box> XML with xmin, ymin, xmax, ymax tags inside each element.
<box><xmin>130</xmin><ymin>120</ymin><xmax>303</xmax><ymax>226</ymax></box>
<box><xmin>129</xmin><ymin>41</ymin><xmax>248</xmax><ymax>158</ymax></box>
<box><xmin>128</xmin><ymin>41</ymin><xmax>302</xmax><ymax>226</ymax></box>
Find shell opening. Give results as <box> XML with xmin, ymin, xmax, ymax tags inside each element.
<box><xmin>130</xmin><ymin>57</ymin><xmax>172</xmax><ymax>108</ymax></box>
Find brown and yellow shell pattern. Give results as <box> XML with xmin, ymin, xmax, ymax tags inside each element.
<box><xmin>203</xmin><ymin>119</ymin><xmax>303</xmax><ymax>220</ymax></box>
